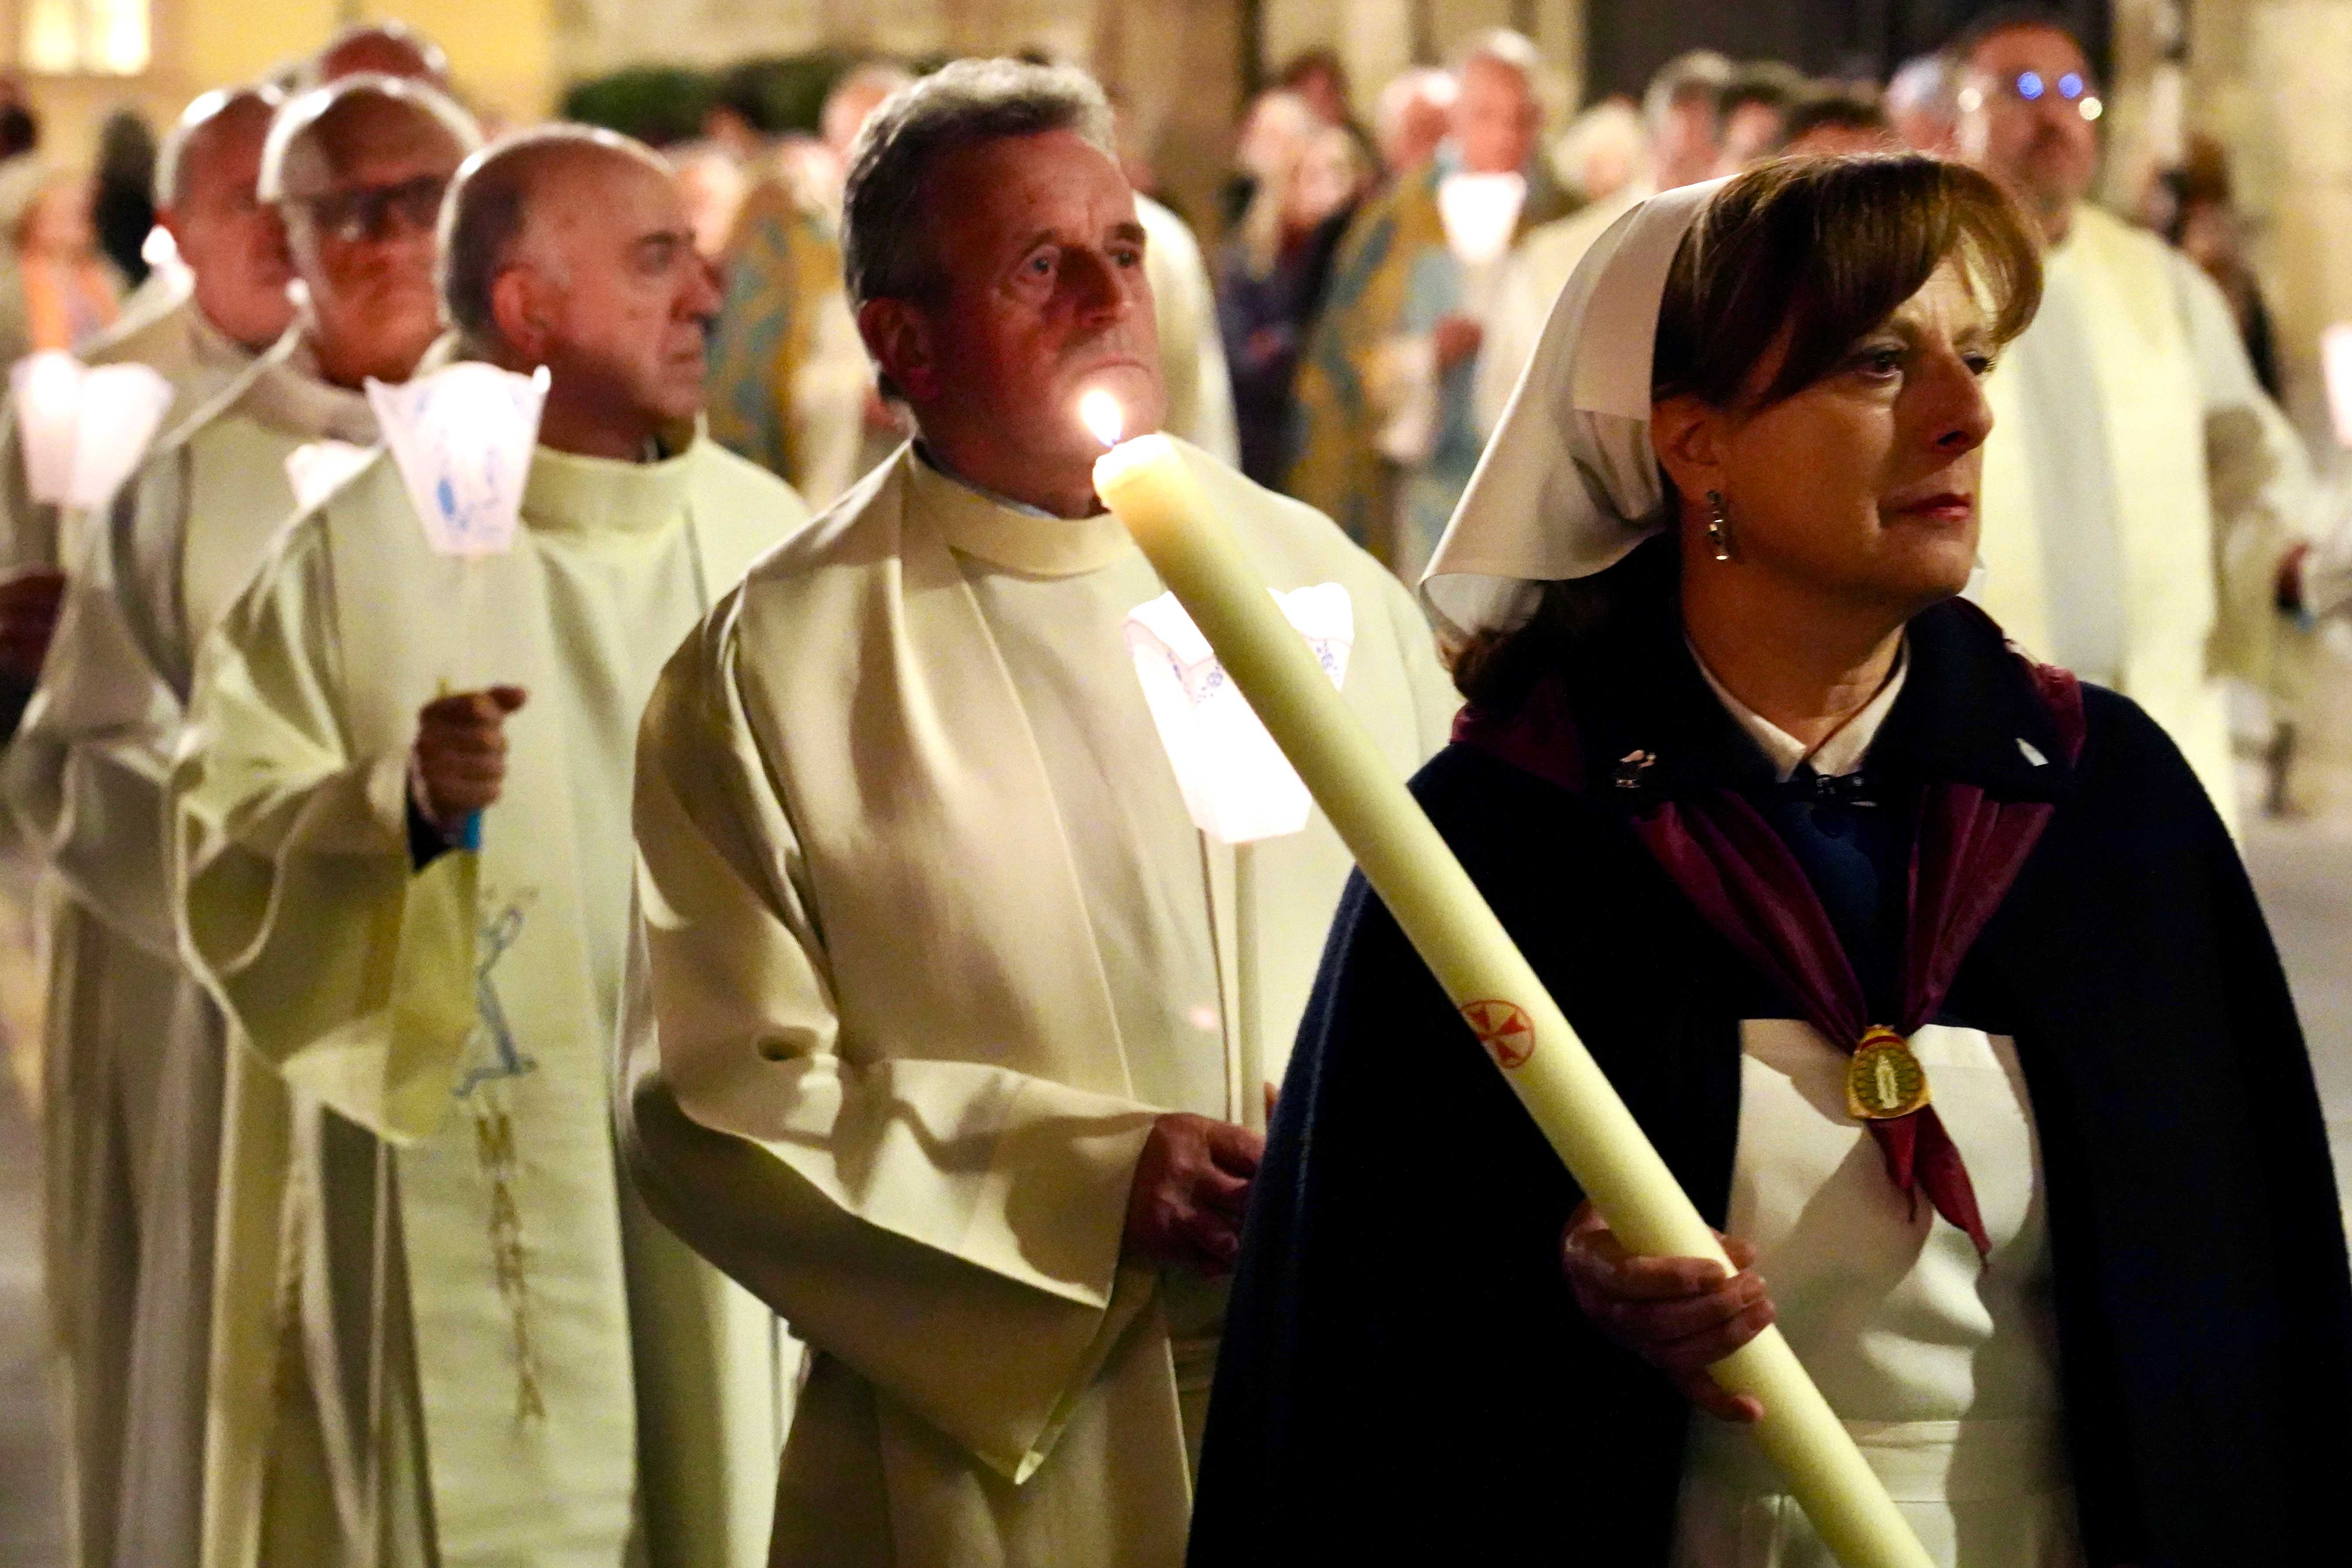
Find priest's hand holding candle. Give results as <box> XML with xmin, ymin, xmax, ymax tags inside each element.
<box><xmin>371</xmin><ymin>361</ymin><xmax>549</xmax><ymax>853</ymax></box>
<box><xmin>1082</xmin><ymin>387</ymin><xmax>1936</xmax><ymax>1568</ymax></box>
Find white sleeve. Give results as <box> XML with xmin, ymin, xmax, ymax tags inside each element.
<box><xmin>2167</xmin><ymin>253</ymin><xmax>2328</xmax><ymax>656</ymax></box>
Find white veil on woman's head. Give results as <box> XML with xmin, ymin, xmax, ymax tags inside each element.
<box><xmin>1420</xmin><ymin>178</ymin><xmax>1725</xmax><ymax>645</ymax></box>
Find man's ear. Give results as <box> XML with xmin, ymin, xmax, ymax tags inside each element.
<box><xmin>1649</xmin><ymin>393</ymin><xmax>1727</xmax><ymax>503</ymax></box>
<box><xmin>488</xmin><ymin>266</ymin><xmax>551</xmax><ymax>366</ymax></box>
<box><xmin>858</xmin><ymin>297</ymin><xmax>939</xmax><ymax>404</ymax></box>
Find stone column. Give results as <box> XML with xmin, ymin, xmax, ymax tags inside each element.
<box><xmin>2189</xmin><ymin>0</ymin><xmax>2352</xmax><ymax>449</ymax></box>
<box><xmin>1092</xmin><ymin>0</ymin><xmax>1247</xmax><ymax>233</ymax></box>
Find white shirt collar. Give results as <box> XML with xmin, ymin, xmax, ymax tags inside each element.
<box><xmin>1690</xmin><ymin>640</ymin><xmax>1909</xmax><ymax>783</ymax></box>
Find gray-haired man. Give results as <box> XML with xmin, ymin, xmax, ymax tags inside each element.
<box><xmin>620</xmin><ymin>57</ymin><xmax>1455</xmax><ymax>1567</ymax></box>
<box><xmin>169</xmin><ymin>122</ymin><xmax>807</xmax><ymax>1568</ymax></box>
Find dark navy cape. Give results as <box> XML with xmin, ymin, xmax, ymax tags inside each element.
<box><xmin>1187</xmin><ymin>588</ymin><xmax>2352</xmax><ymax>1567</ymax></box>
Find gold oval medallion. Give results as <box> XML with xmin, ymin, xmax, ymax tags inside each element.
<box><xmin>1846</xmin><ymin>1026</ymin><xmax>1931</xmax><ymax>1121</ymax></box>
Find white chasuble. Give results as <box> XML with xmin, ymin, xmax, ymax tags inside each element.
<box><xmin>621</xmin><ymin>441</ymin><xmax>1457</xmax><ymax>1568</ymax></box>
<box><xmin>0</xmin><ymin>329</ymin><xmax>365</xmax><ymax>1568</ymax></box>
<box><xmin>175</xmin><ymin>430</ymin><xmax>807</xmax><ymax>1568</ymax></box>
<box><xmin>1974</xmin><ymin>205</ymin><xmax>2316</xmax><ymax>824</ymax></box>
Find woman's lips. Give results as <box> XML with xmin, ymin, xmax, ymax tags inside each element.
<box><xmin>1886</xmin><ymin>492</ymin><xmax>1974</xmax><ymax>523</ymax></box>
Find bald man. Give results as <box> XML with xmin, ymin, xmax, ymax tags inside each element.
<box><xmin>0</xmin><ymin>85</ymin><xmax>292</xmax><ymax>728</ymax></box>
<box><xmin>1</xmin><ymin>72</ymin><xmax>479</xmax><ymax>1568</ymax></box>
<box><xmin>173</xmin><ymin>126</ymin><xmax>808</xmax><ymax>1568</ymax></box>
<box><xmin>308</xmin><ymin>19</ymin><xmax>452</xmax><ymax>90</ymax></box>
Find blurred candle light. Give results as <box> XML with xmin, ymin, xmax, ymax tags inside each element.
<box><xmin>12</xmin><ymin>351</ymin><xmax>90</xmax><ymax>506</ymax></box>
<box><xmin>66</xmin><ymin>364</ymin><xmax>174</xmax><ymax>509</ymax></box>
<box><xmin>1123</xmin><ymin>585</ymin><xmax>1351</xmax><ymax>845</ymax></box>
<box><xmin>1437</xmin><ymin>171</ymin><xmax>1528</xmax><ymax>269</ymax></box>
<box><xmin>284</xmin><ymin>440</ymin><xmax>379</xmax><ymax>514</ymax></box>
<box><xmin>368</xmin><ymin>361</ymin><xmax>551</xmax><ymax>560</ymax></box>
<box><xmin>1091</xmin><ymin>385</ymin><xmax>1351</xmax><ymax>1131</ymax></box>
<box><xmin>9</xmin><ymin>352</ymin><xmax>175</xmax><ymax>566</ymax></box>
<box><xmin>368</xmin><ymin>359</ymin><xmax>552</xmax><ymax>727</ymax></box>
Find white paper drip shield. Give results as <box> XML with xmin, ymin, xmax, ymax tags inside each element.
<box><xmin>1124</xmin><ymin>583</ymin><xmax>1352</xmax><ymax>845</ymax></box>
<box><xmin>367</xmin><ymin>360</ymin><xmax>550</xmax><ymax>558</ymax></box>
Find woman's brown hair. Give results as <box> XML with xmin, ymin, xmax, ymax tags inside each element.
<box><xmin>1451</xmin><ymin>152</ymin><xmax>2044</xmax><ymax>713</ymax></box>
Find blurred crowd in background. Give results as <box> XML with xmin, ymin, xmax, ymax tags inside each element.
<box><xmin>0</xmin><ymin>30</ymin><xmax>2288</xmax><ymax>572</ymax></box>
<box><xmin>4</xmin><ymin>17</ymin><xmax>2349</xmax><ymax>826</ymax></box>
<box><xmin>5</xmin><ymin>14</ymin><xmax>2352</xmax><ymax>1566</ymax></box>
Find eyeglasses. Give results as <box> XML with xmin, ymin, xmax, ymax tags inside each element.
<box><xmin>1959</xmin><ymin>70</ymin><xmax>2104</xmax><ymax>122</ymax></box>
<box><xmin>289</xmin><ymin>174</ymin><xmax>449</xmax><ymax>244</ymax></box>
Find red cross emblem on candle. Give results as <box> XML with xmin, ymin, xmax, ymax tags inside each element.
<box><xmin>1460</xmin><ymin>1000</ymin><xmax>1535</xmax><ymax>1069</ymax></box>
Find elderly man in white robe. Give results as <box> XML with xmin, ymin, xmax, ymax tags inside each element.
<box><xmin>619</xmin><ymin>59</ymin><xmax>1456</xmax><ymax>1568</ymax></box>
<box><xmin>0</xmin><ymin>78</ymin><xmax>403</xmax><ymax>1568</ymax></box>
<box><xmin>0</xmin><ymin>84</ymin><xmax>294</xmax><ymax>732</ymax></box>
<box><xmin>173</xmin><ymin>123</ymin><xmax>808</xmax><ymax>1568</ymax></box>
<box><xmin>1955</xmin><ymin>14</ymin><xmax>2318</xmax><ymax>821</ymax></box>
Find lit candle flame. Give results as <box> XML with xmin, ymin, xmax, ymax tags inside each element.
<box><xmin>1079</xmin><ymin>388</ymin><xmax>1125</xmax><ymax>449</ymax></box>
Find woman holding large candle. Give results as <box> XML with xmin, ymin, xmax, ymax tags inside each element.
<box><xmin>1191</xmin><ymin>155</ymin><xmax>2352</xmax><ymax>1566</ymax></box>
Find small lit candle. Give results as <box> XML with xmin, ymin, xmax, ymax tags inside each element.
<box><xmin>8</xmin><ymin>352</ymin><xmax>175</xmax><ymax>567</ymax></box>
<box><xmin>1085</xmin><ymin>391</ymin><xmax>1934</xmax><ymax>1568</ymax></box>
<box><xmin>12</xmin><ymin>352</ymin><xmax>87</xmax><ymax>509</ymax></box>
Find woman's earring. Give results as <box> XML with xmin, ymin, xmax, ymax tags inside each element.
<box><xmin>1704</xmin><ymin>490</ymin><xmax>1736</xmax><ymax>563</ymax></box>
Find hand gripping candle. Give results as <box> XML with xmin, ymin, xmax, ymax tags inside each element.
<box><xmin>1081</xmin><ymin>390</ymin><xmax>1935</xmax><ymax>1568</ymax></box>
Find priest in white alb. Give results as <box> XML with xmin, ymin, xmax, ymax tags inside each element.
<box><xmin>172</xmin><ymin>126</ymin><xmax>808</xmax><ymax>1568</ymax></box>
<box><xmin>1</xmin><ymin>76</ymin><xmax>463</xmax><ymax>1568</ymax></box>
<box><xmin>1954</xmin><ymin>15</ymin><xmax>2319</xmax><ymax>821</ymax></box>
<box><xmin>619</xmin><ymin>59</ymin><xmax>1455</xmax><ymax>1567</ymax></box>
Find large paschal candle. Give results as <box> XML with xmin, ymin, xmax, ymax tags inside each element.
<box><xmin>1085</xmin><ymin>390</ymin><xmax>1934</xmax><ymax>1568</ymax></box>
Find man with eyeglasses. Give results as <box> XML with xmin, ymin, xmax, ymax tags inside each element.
<box><xmin>0</xmin><ymin>70</ymin><xmax>479</xmax><ymax>1568</ymax></box>
<box><xmin>1952</xmin><ymin>8</ymin><xmax>2321</xmax><ymax>823</ymax></box>
<box><xmin>172</xmin><ymin>124</ymin><xmax>808</xmax><ymax>1568</ymax></box>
